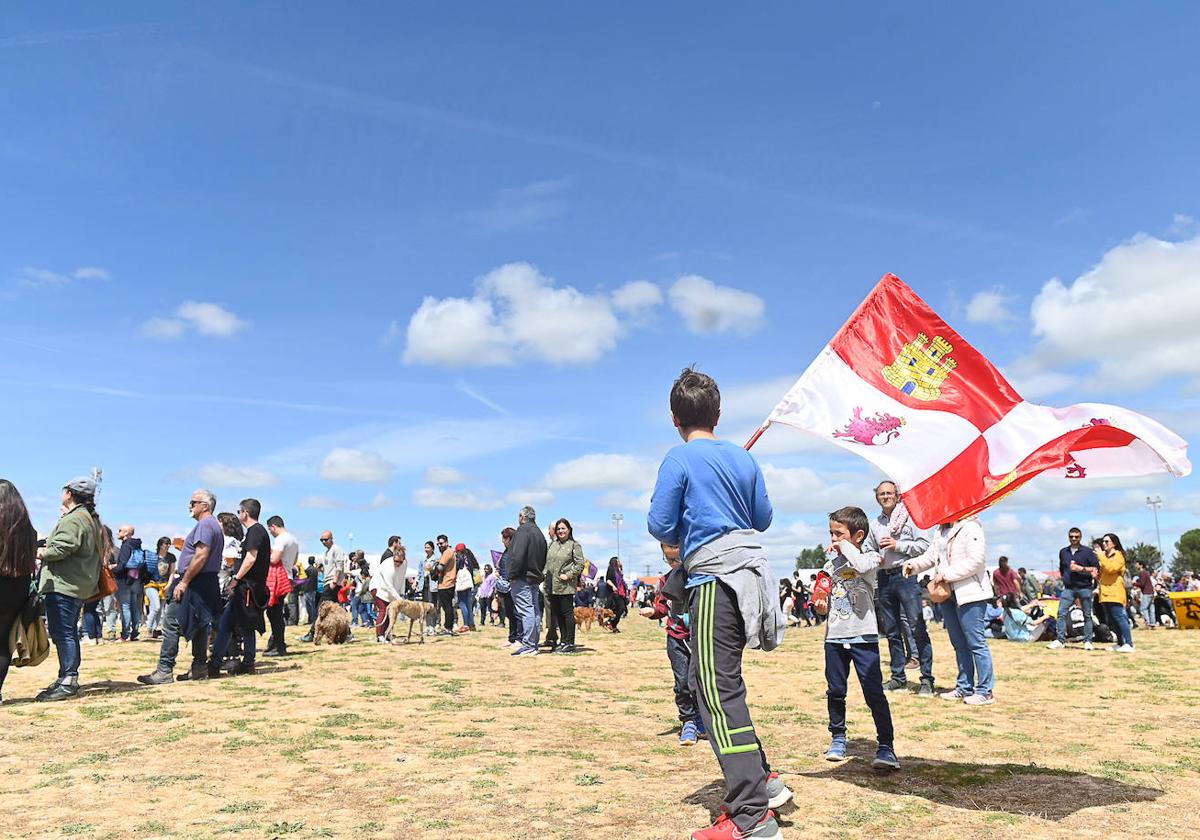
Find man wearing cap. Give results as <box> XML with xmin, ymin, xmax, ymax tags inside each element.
<box><xmin>35</xmin><ymin>476</ymin><xmax>106</xmax><ymax>701</ymax></box>
<box><xmin>137</xmin><ymin>489</ymin><xmax>225</xmax><ymax>684</ymax></box>
<box><xmin>300</xmin><ymin>530</ymin><xmax>346</xmax><ymax>643</ymax></box>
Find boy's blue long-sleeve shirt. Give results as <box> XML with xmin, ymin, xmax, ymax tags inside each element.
<box><xmin>647</xmin><ymin>439</ymin><xmax>773</xmax><ymax>562</ymax></box>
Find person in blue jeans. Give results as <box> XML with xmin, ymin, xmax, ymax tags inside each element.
<box><xmin>36</xmin><ymin>475</ymin><xmax>107</xmax><ymax>702</ymax></box>
<box><xmin>864</xmin><ymin>481</ymin><xmax>934</xmax><ymax>696</ymax></box>
<box><xmin>904</xmin><ymin>517</ymin><xmax>996</xmax><ymax>705</ymax></box>
<box><xmin>504</xmin><ymin>507</ymin><xmax>547</xmax><ymax>655</ymax></box>
<box><xmin>1047</xmin><ymin>527</ymin><xmax>1099</xmax><ymax>650</ymax></box>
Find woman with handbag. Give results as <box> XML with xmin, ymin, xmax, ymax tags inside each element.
<box><xmin>0</xmin><ymin>479</ymin><xmax>38</xmax><ymax>705</ymax></box>
<box><xmin>545</xmin><ymin>519</ymin><xmax>585</xmax><ymax>653</ymax></box>
<box><xmin>903</xmin><ymin>517</ymin><xmax>996</xmax><ymax>705</ymax></box>
<box><xmin>35</xmin><ymin>476</ymin><xmax>106</xmax><ymax>702</ymax></box>
<box><xmin>454</xmin><ymin>545</ymin><xmax>479</xmax><ymax>633</ymax></box>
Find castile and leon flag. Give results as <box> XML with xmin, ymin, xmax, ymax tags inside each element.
<box><xmin>747</xmin><ymin>274</ymin><xmax>1191</xmax><ymax>529</ymax></box>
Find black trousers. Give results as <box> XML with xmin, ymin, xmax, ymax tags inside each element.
<box><xmin>437</xmin><ymin>588</ymin><xmax>455</xmax><ymax>630</ymax></box>
<box><xmin>0</xmin><ymin>575</ymin><xmax>31</xmax><ymax>696</ymax></box>
<box><xmin>824</xmin><ymin>641</ymin><xmax>894</xmax><ymax>747</ymax></box>
<box><xmin>550</xmin><ymin>594</ymin><xmax>575</xmax><ymax>647</ymax></box>
<box><xmin>265</xmin><ymin>600</ymin><xmax>287</xmax><ymax>653</ymax></box>
<box><xmin>687</xmin><ymin>579</ymin><xmax>770</xmax><ymax>833</ymax></box>
<box><xmin>666</xmin><ymin>634</ymin><xmax>698</xmax><ymax>722</ymax></box>
<box><xmin>543</xmin><ymin>589</ymin><xmax>559</xmax><ymax>645</ymax></box>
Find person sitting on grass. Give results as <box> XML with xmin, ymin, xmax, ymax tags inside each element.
<box><xmin>638</xmin><ymin>544</ymin><xmax>707</xmax><ymax>747</ymax></box>
<box><xmin>813</xmin><ymin>506</ymin><xmax>898</xmax><ymax>771</ymax></box>
<box><xmin>1001</xmin><ymin>593</ymin><xmax>1052</xmax><ymax>642</ymax></box>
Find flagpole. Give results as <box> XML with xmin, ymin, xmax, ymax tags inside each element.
<box><xmin>744</xmin><ymin>421</ymin><xmax>770</xmax><ymax>451</ymax></box>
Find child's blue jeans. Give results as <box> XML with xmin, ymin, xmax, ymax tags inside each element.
<box><xmin>824</xmin><ymin>640</ymin><xmax>894</xmax><ymax>748</ymax></box>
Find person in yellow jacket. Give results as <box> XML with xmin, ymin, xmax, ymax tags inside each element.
<box><xmin>1098</xmin><ymin>533</ymin><xmax>1134</xmax><ymax>652</ymax></box>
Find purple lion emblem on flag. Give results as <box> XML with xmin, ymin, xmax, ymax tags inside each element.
<box><xmin>832</xmin><ymin>407</ymin><xmax>906</xmax><ymax>446</ymax></box>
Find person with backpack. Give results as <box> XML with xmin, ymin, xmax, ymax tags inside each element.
<box><xmin>114</xmin><ymin>524</ymin><xmax>148</xmax><ymax>642</ymax></box>
<box><xmin>0</xmin><ymin>479</ymin><xmax>38</xmax><ymax>705</ymax></box>
<box><xmin>36</xmin><ymin>476</ymin><xmax>106</xmax><ymax>701</ymax></box>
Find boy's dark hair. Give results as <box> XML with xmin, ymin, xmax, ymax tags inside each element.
<box><xmin>670</xmin><ymin>366</ymin><xmax>720</xmax><ymax>430</ymax></box>
<box><xmin>828</xmin><ymin>506</ymin><xmax>869</xmax><ymax>539</ymax></box>
<box><xmin>239</xmin><ymin>498</ymin><xmax>261</xmax><ymax>520</ymax></box>
<box><xmin>388</xmin><ymin>535</ymin><xmax>401</xmax><ymax>548</ymax></box>
<box><xmin>267</xmin><ymin>515</ymin><xmax>284</xmax><ymax>528</ymax></box>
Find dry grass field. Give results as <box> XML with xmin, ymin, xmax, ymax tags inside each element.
<box><xmin>0</xmin><ymin>615</ymin><xmax>1197</xmax><ymax>840</ymax></box>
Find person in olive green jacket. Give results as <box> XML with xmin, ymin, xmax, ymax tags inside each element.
<box><xmin>544</xmin><ymin>518</ymin><xmax>586</xmax><ymax>653</ymax></box>
<box><xmin>35</xmin><ymin>476</ymin><xmax>105</xmax><ymax>701</ymax></box>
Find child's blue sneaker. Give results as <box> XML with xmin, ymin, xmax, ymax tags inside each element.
<box><xmin>824</xmin><ymin>734</ymin><xmax>848</xmax><ymax>761</ymax></box>
<box><xmin>872</xmin><ymin>744</ymin><xmax>900</xmax><ymax>772</ymax></box>
<box><xmin>680</xmin><ymin>720</ymin><xmax>698</xmax><ymax>746</ymax></box>
<box><xmin>694</xmin><ymin>718</ymin><xmax>708</xmax><ymax>740</ymax></box>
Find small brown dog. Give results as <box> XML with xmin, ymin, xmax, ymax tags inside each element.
<box><xmin>383</xmin><ymin>599</ymin><xmax>437</xmax><ymax>644</ymax></box>
<box><xmin>595</xmin><ymin>607</ymin><xmax>616</xmax><ymax>630</ymax></box>
<box><xmin>314</xmin><ymin>600</ymin><xmax>351</xmax><ymax>645</ymax></box>
<box><xmin>574</xmin><ymin>607</ymin><xmax>598</xmax><ymax>631</ymax></box>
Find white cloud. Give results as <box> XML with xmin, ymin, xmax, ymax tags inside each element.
<box><xmin>142</xmin><ymin>300</ymin><xmax>248</xmax><ymax>340</ymax></box>
<box><xmin>412</xmin><ymin>486</ymin><xmax>503</xmax><ymax>510</ymax></box>
<box><xmin>611</xmin><ymin>280</ymin><xmax>664</xmax><ymax>319</ymax></box>
<box><xmin>361</xmin><ymin>492</ymin><xmax>393</xmax><ymax>510</ymax></box>
<box><xmin>15</xmin><ymin>265</ymin><xmax>111</xmax><ymax>288</ymax></box>
<box><xmin>320</xmin><ymin>448</ymin><xmax>394</xmax><ymax>483</ymax></box>
<box><xmin>140</xmin><ymin>317</ymin><xmax>186</xmax><ymax>340</ymax></box>
<box><xmin>403</xmin><ymin>294</ymin><xmax>509</xmax><ymax>365</ymax></box>
<box><xmin>667</xmin><ymin>274</ymin><xmax>765</xmax><ymax>335</ymax></box>
<box><xmin>299</xmin><ymin>495</ymin><xmax>344</xmax><ymax>510</ymax></box>
<box><xmin>596</xmin><ymin>489</ymin><xmax>653</xmax><ymax>510</ymax></box>
<box><xmin>424</xmin><ymin>466</ymin><xmax>470</xmax><ymax>485</ymax></box>
<box><xmin>463</xmin><ymin>177</ymin><xmax>571</xmax><ymax>233</ymax></box>
<box><xmin>380</xmin><ymin>319</ymin><xmax>402</xmax><ymax>347</ymax></box>
<box><xmin>1028</xmin><ymin>233</ymin><xmax>1200</xmax><ymax>390</ymax></box>
<box><xmin>965</xmin><ymin>288</ymin><xmax>1017</xmax><ymax>325</ymax></box>
<box><xmin>505</xmin><ymin>488</ymin><xmax>555</xmax><ymax>507</ymax></box>
<box><xmin>759</xmin><ymin>464</ymin><xmax>869</xmax><ymax>515</ymax></box>
<box><xmin>1167</xmin><ymin>213</ymin><xmax>1195</xmax><ymax>237</ymax></box>
<box><xmin>542</xmin><ymin>453</ymin><xmax>659</xmax><ymax>492</ymax></box>
<box><xmin>72</xmin><ymin>266</ymin><xmax>111</xmax><ymax>281</ymax></box>
<box><xmin>403</xmin><ymin>262</ymin><xmax>623</xmax><ymax>366</ymax></box>
<box><xmin>196</xmin><ymin>463</ymin><xmax>279</xmax><ymax>488</ymax></box>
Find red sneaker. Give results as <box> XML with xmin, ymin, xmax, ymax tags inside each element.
<box><xmin>690</xmin><ymin>810</ymin><xmax>781</xmax><ymax>840</ymax></box>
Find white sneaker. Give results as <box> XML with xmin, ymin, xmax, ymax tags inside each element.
<box><xmin>1083</xmin><ymin>642</ymin><xmax>1094</xmax><ymax>651</ymax></box>
<box><xmin>1117</xmin><ymin>644</ymin><xmax>1135</xmax><ymax>653</ymax></box>
<box><xmin>1046</xmin><ymin>639</ymin><xmax>1064</xmax><ymax>650</ymax></box>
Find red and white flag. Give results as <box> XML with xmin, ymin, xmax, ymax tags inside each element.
<box><xmin>751</xmin><ymin>274</ymin><xmax>1191</xmax><ymax>529</ymax></box>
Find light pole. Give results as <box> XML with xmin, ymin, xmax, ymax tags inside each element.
<box><xmin>611</xmin><ymin>513</ymin><xmax>624</xmax><ymax>561</ymax></box>
<box><xmin>1146</xmin><ymin>496</ymin><xmax>1163</xmax><ymax>559</ymax></box>
<box><xmin>348</xmin><ymin>532</ymin><xmax>355</xmax><ymax>552</ymax></box>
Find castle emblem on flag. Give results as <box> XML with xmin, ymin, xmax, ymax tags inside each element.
<box><xmin>882</xmin><ymin>332</ymin><xmax>957</xmax><ymax>401</ymax></box>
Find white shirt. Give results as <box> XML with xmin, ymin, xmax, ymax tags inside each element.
<box><xmin>371</xmin><ymin>552</ymin><xmax>408</xmax><ymax>603</ymax></box>
<box><xmin>324</xmin><ymin>543</ymin><xmax>347</xmax><ymax>582</ymax></box>
<box><xmin>274</xmin><ymin>530</ymin><xmax>299</xmax><ymax>573</ymax></box>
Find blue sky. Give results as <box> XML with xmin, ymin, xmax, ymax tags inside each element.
<box><xmin>2</xmin><ymin>5</ymin><xmax>1197</xmax><ymax>579</ymax></box>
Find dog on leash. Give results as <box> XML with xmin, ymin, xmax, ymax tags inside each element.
<box><xmin>383</xmin><ymin>599</ymin><xmax>437</xmax><ymax>644</ymax></box>
<box><xmin>314</xmin><ymin>601</ymin><xmax>351</xmax><ymax>645</ymax></box>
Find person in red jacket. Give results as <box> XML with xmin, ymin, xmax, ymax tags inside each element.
<box><xmin>639</xmin><ymin>545</ymin><xmax>707</xmax><ymax>746</ymax></box>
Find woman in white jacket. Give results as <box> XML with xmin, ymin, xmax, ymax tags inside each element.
<box><xmin>903</xmin><ymin>517</ymin><xmax>995</xmax><ymax>705</ymax></box>
<box><xmin>370</xmin><ymin>539</ymin><xmax>408</xmax><ymax>643</ymax></box>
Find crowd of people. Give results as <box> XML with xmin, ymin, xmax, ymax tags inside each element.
<box><xmin>0</xmin><ymin>474</ymin><xmax>649</xmax><ymax>702</ymax></box>
<box><xmin>0</xmin><ymin>365</ymin><xmax>1192</xmax><ymax>840</ymax></box>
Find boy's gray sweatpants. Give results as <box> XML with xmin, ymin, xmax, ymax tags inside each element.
<box><xmin>688</xmin><ymin>579</ymin><xmax>770</xmax><ymax>832</ymax></box>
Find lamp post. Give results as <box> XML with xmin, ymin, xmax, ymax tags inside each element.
<box><xmin>348</xmin><ymin>532</ymin><xmax>355</xmax><ymax>552</ymax></box>
<box><xmin>1146</xmin><ymin>496</ymin><xmax>1163</xmax><ymax>559</ymax></box>
<box><xmin>611</xmin><ymin>513</ymin><xmax>624</xmax><ymax>561</ymax></box>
